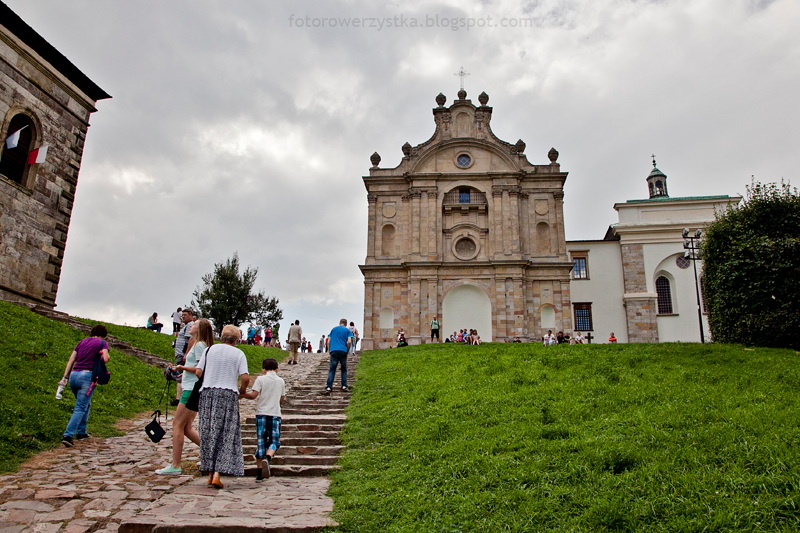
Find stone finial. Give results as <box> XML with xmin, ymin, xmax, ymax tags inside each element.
<box><xmin>478</xmin><ymin>91</ymin><xmax>489</xmax><ymax>105</ymax></box>
<box><xmin>548</xmin><ymin>147</ymin><xmax>559</xmax><ymax>163</ymax></box>
<box><xmin>435</xmin><ymin>93</ymin><xmax>446</xmax><ymax>107</ymax></box>
<box><xmin>401</xmin><ymin>142</ymin><xmax>412</xmax><ymax>157</ymax></box>
<box><xmin>515</xmin><ymin>139</ymin><xmax>526</xmax><ymax>153</ymax></box>
<box><xmin>370</xmin><ymin>152</ymin><xmax>381</xmax><ymax>168</ymax></box>
<box><xmin>457</xmin><ymin>88</ymin><xmax>467</xmax><ymax>100</ymax></box>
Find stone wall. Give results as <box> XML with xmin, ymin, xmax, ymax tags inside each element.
<box><xmin>0</xmin><ymin>20</ymin><xmax>104</xmax><ymax>307</ymax></box>
<box><xmin>620</xmin><ymin>243</ymin><xmax>659</xmax><ymax>342</ymax></box>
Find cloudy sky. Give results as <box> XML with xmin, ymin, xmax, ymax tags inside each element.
<box><xmin>9</xmin><ymin>0</ymin><xmax>799</xmax><ymax>342</ymax></box>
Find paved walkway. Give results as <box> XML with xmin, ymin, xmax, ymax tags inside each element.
<box><xmin>0</xmin><ymin>350</ymin><xmax>355</xmax><ymax>533</ymax></box>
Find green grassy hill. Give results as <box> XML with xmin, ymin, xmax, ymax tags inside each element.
<box><xmin>329</xmin><ymin>342</ymin><xmax>800</xmax><ymax>532</ymax></box>
<box><xmin>0</xmin><ymin>302</ymin><xmax>284</xmax><ymax>473</ymax></box>
<box><xmin>75</xmin><ymin>317</ymin><xmax>286</xmax><ymax>373</ymax></box>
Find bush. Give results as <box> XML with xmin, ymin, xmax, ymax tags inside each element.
<box><xmin>702</xmin><ymin>180</ymin><xmax>800</xmax><ymax>348</ymax></box>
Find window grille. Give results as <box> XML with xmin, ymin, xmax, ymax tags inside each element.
<box><xmin>656</xmin><ymin>276</ymin><xmax>673</xmax><ymax>314</ymax></box>
<box><xmin>573</xmin><ymin>303</ymin><xmax>593</xmax><ymax>331</ymax></box>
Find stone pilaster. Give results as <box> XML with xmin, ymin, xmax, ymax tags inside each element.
<box><xmin>620</xmin><ymin>243</ymin><xmax>659</xmax><ymax>342</ymax></box>
<box><xmin>366</xmin><ymin>194</ymin><xmax>377</xmax><ymax>261</ymax></box>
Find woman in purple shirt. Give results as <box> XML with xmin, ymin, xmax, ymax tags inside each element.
<box><xmin>60</xmin><ymin>324</ymin><xmax>110</xmax><ymax>447</ymax></box>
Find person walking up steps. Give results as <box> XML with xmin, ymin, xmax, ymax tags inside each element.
<box><xmin>240</xmin><ymin>357</ymin><xmax>285</xmax><ymax>482</ymax></box>
<box><xmin>156</xmin><ymin>318</ymin><xmax>214</xmax><ymax>475</ymax></box>
<box><xmin>326</xmin><ymin>318</ymin><xmax>353</xmax><ymax>394</ymax></box>
<box><xmin>287</xmin><ymin>320</ymin><xmax>302</xmax><ymax>365</ymax></box>
<box><xmin>60</xmin><ymin>325</ymin><xmax>110</xmax><ymax>446</ymax></box>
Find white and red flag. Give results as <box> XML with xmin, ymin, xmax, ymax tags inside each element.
<box><xmin>27</xmin><ymin>145</ymin><xmax>48</xmax><ymax>164</ymax></box>
<box><xmin>5</xmin><ymin>125</ymin><xmax>28</xmax><ymax>149</ymax></box>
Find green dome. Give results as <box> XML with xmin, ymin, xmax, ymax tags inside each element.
<box><xmin>648</xmin><ymin>167</ymin><xmax>666</xmax><ymax>179</ymax></box>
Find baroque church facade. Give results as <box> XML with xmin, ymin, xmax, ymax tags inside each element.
<box><xmin>359</xmin><ymin>89</ymin><xmax>573</xmax><ymax>349</ymax></box>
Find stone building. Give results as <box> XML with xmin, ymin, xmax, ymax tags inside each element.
<box><xmin>566</xmin><ymin>161</ymin><xmax>741</xmax><ymax>343</ymax></box>
<box><xmin>359</xmin><ymin>89</ymin><xmax>573</xmax><ymax>349</ymax></box>
<box><xmin>0</xmin><ymin>2</ymin><xmax>110</xmax><ymax>307</ymax></box>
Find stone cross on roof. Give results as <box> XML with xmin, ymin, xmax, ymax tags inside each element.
<box><xmin>454</xmin><ymin>66</ymin><xmax>470</xmax><ymax>90</ymax></box>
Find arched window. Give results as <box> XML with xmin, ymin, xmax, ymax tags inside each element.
<box><xmin>0</xmin><ymin>114</ymin><xmax>36</xmax><ymax>186</ymax></box>
<box><xmin>379</xmin><ymin>307</ymin><xmax>394</xmax><ymax>330</ymax></box>
<box><xmin>656</xmin><ymin>276</ymin><xmax>673</xmax><ymax>314</ymax></box>
<box><xmin>381</xmin><ymin>225</ymin><xmax>395</xmax><ymax>256</ymax></box>
<box><xmin>536</xmin><ymin>222</ymin><xmax>551</xmax><ymax>254</ymax></box>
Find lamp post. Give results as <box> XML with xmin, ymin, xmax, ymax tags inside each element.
<box><xmin>682</xmin><ymin>228</ymin><xmax>705</xmax><ymax>343</ymax></box>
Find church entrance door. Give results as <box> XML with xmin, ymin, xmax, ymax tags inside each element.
<box><xmin>442</xmin><ymin>284</ymin><xmax>492</xmax><ymax>342</ymax></box>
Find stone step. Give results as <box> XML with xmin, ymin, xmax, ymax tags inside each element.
<box><xmin>271</xmin><ymin>455</ymin><xmax>340</xmax><ymax>466</ymax></box>
<box><xmin>244</xmin><ymin>445</ymin><xmax>344</xmax><ymax>457</ymax></box>
<box><xmin>280</xmin><ymin>408</ymin><xmax>346</xmax><ymax>415</ymax></box>
<box><xmin>245</xmin><ymin>415</ymin><xmax>345</xmax><ymax>425</ymax></box>
<box><xmin>244</xmin><ymin>464</ymin><xmax>341</xmax><ymax>477</ymax></box>
<box><xmin>243</xmin><ymin>437</ymin><xmax>341</xmax><ymax>446</ymax></box>
<box><xmin>242</xmin><ymin>427</ymin><xmax>339</xmax><ymax>440</ymax></box>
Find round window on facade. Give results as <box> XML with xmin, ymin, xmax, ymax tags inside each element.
<box><xmin>454</xmin><ymin>237</ymin><xmax>478</xmax><ymax>260</ymax></box>
<box><xmin>675</xmin><ymin>255</ymin><xmax>691</xmax><ymax>269</ymax></box>
<box><xmin>454</xmin><ymin>152</ymin><xmax>474</xmax><ymax>169</ymax></box>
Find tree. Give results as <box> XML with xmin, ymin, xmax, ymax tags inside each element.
<box><xmin>191</xmin><ymin>253</ymin><xmax>284</xmax><ymax>335</ymax></box>
<box><xmin>702</xmin><ymin>180</ymin><xmax>800</xmax><ymax>348</ymax></box>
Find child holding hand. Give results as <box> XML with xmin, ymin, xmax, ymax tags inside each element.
<box><xmin>240</xmin><ymin>358</ymin><xmax>285</xmax><ymax>481</ymax></box>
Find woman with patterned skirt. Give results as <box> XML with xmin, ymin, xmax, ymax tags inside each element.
<box><xmin>195</xmin><ymin>324</ymin><xmax>250</xmax><ymax>488</ymax></box>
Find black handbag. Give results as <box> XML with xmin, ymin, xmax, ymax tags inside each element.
<box><xmin>144</xmin><ymin>410</ymin><xmax>166</xmax><ymax>443</ymax></box>
<box><xmin>185</xmin><ymin>347</ymin><xmax>210</xmax><ymax>412</ymax></box>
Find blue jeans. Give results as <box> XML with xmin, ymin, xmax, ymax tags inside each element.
<box><xmin>326</xmin><ymin>351</ymin><xmax>348</xmax><ymax>389</ymax></box>
<box><xmin>64</xmin><ymin>370</ymin><xmax>95</xmax><ymax>437</ymax></box>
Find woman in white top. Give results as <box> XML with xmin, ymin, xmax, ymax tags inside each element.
<box><xmin>195</xmin><ymin>324</ymin><xmax>250</xmax><ymax>489</ymax></box>
<box><xmin>156</xmin><ymin>318</ymin><xmax>214</xmax><ymax>475</ymax></box>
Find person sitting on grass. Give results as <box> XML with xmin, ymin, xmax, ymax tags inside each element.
<box><xmin>397</xmin><ymin>328</ymin><xmax>408</xmax><ymax>347</ymax></box>
<box><xmin>609</xmin><ymin>332</ymin><xmax>618</xmax><ymax>343</ymax></box>
<box><xmin>473</xmin><ymin>331</ymin><xmax>482</xmax><ymax>345</ymax></box>
<box><xmin>147</xmin><ymin>312</ymin><xmax>164</xmax><ymax>333</ymax></box>
<box><xmin>240</xmin><ymin>358</ymin><xmax>285</xmax><ymax>482</ymax></box>
<box><xmin>543</xmin><ymin>330</ymin><xmax>557</xmax><ymax>346</ymax></box>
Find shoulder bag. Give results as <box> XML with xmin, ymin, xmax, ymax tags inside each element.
<box><xmin>185</xmin><ymin>346</ymin><xmax>210</xmax><ymax>412</ymax></box>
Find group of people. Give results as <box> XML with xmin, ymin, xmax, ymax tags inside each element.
<box><xmin>245</xmin><ymin>322</ymin><xmax>277</xmax><ymax>347</ymax></box>
<box><xmin>446</xmin><ymin>329</ymin><xmax>482</xmax><ymax>345</ymax></box>
<box><xmin>157</xmin><ymin>319</ymin><xmax>284</xmax><ymax>485</ymax></box>
<box><xmin>542</xmin><ymin>330</ymin><xmax>586</xmax><ymax>345</ymax></box>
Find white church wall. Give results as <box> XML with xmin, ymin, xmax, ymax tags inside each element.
<box><xmin>645</xmin><ymin>244</ymin><xmax>709</xmax><ymax>342</ymax></box>
<box><xmin>567</xmin><ymin>241</ymin><xmax>628</xmax><ymax>343</ymax></box>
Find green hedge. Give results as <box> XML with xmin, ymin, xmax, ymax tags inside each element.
<box><xmin>702</xmin><ymin>181</ymin><xmax>800</xmax><ymax>348</ymax></box>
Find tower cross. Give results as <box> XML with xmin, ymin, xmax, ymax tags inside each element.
<box><xmin>454</xmin><ymin>66</ymin><xmax>470</xmax><ymax>90</ymax></box>
<box><xmin>651</xmin><ymin>154</ymin><xmax>657</xmax><ymax>168</ymax></box>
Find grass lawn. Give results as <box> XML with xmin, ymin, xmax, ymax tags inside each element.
<box><xmin>0</xmin><ymin>301</ymin><xmax>165</xmax><ymax>473</ymax></box>
<box><xmin>75</xmin><ymin>317</ymin><xmax>286</xmax><ymax>373</ymax></box>
<box><xmin>328</xmin><ymin>342</ymin><xmax>800</xmax><ymax>532</ymax></box>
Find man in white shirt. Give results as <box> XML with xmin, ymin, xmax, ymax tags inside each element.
<box><xmin>543</xmin><ymin>330</ymin><xmax>557</xmax><ymax>346</ymax></box>
<box><xmin>241</xmin><ymin>358</ymin><xmax>285</xmax><ymax>481</ymax></box>
<box><xmin>171</xmin><ymin>307</ymin><xmax>182</xmax><ymax>336</ymax></box>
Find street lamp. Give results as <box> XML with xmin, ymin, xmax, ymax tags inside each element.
<box><xmin>682</xmin><ymin>228</ymin><xmax>705</xmax><ymax>343</ymax></box>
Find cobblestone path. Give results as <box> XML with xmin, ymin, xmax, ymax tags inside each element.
<box><xmin>0</xmin><ymin>350</ymin><xmax>357</xmax><ymax>533</ymax></box>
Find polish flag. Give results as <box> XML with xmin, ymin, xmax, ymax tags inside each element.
<box><xmin>27</xmin><ymin>145</ymin><xmax>48</xmax><ymax>164</ymax></box>
<box><xmin>5</xmin><ymin>125</ymin><xmax>28</xmax><ymax>149</ymax></box>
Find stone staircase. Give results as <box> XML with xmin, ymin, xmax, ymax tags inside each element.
<box><xmin>242</xmin><ymin>353</ymin><xmax>358</xmax><ymax>478</ymax></box>
<box><xmin>25</xmin><ymin>304</ymin><xmax>171</xmax><ymax>368</ymax></box>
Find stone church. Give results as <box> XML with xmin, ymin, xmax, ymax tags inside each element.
<box><xmin>359</xmin><ymin>89</ymin><xmax>572</xmax><ymax>349</ymax></box>
<box><xmin>0</xmin><ymin>2</ymin><xmax>109</xmax><ymax>307</ymax></box>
